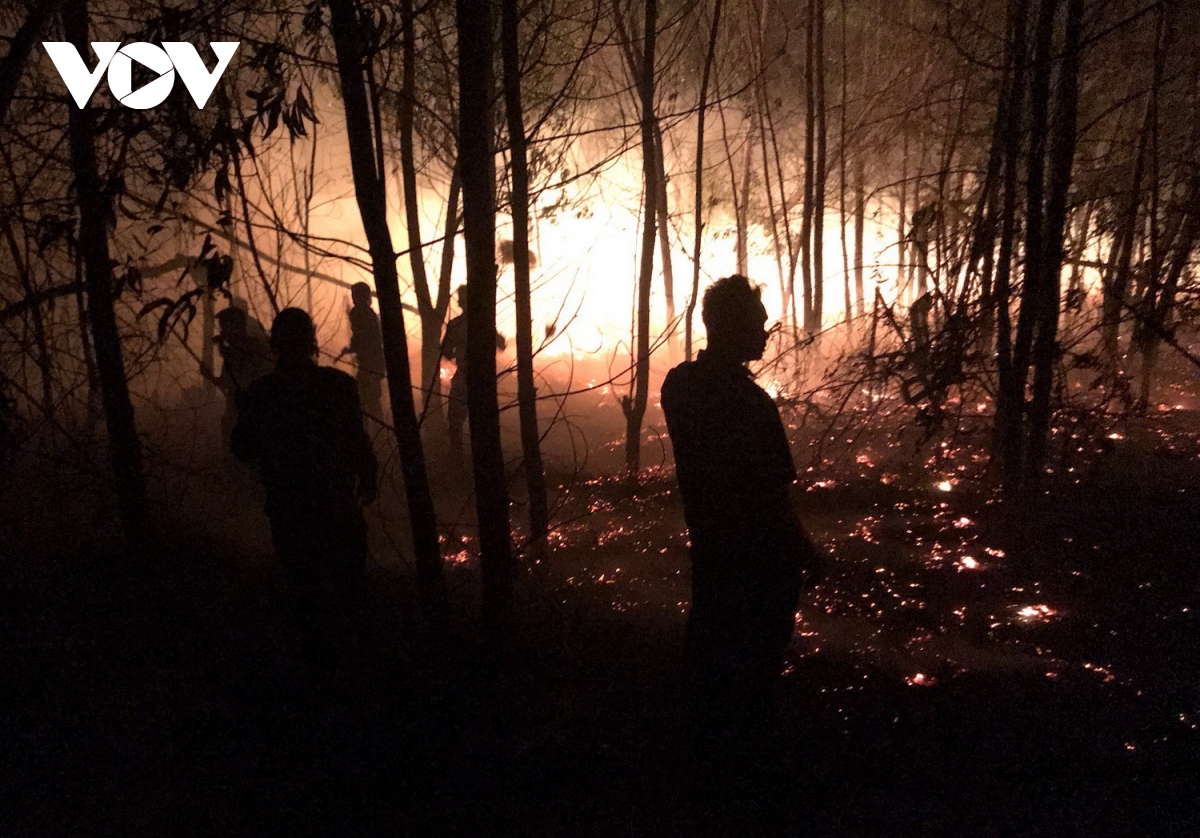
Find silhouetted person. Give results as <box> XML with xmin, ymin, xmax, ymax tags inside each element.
<box><xmin>232</xmin><ymin>308</ymin><xmax>378</xmax><ymax>666</ymax></box>
<box><xmin>662</xmin><ymin>274</ymin><xmax>821</xmax><ymax>829</ymax></box>
<box><xmin>342</xmin><ymin>281</ymin><xmax>386</xmax><ymax>419</ymax></box>
<box><xmin>202</xmin><ymin>305</ymin><xmax>273</xmax><ymax>448</ymax></box>
<box><xmin>441</xmin><ymin>285</ymin><xmax>506</xmax><ymax>459</ymax></box>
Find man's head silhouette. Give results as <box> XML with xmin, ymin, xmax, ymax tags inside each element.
<box><xmin>215</xmin><ymin>306</ymin><xmax>247</xmax><ymax>338</ymax></box>
<box><xmin>270</xmin><ymin>307</ymin><xmax>318</xmax><ymax>364</ymax></box>
<box><xmin>350</xmin><ymin>281</ymin><xmax>373</xmax><ymax>309</ymax></box>
<box><xmin>702</xmin><ymin>274</ymin><xmax>769</xmax><ymax>363</ymax></box>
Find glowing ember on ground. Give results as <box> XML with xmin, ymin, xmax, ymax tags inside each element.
<box><xmin>958</xmin><ymin>556</ymin><xmax>980</xmax><ymax>570</ymax></box>
<box><xmin>1015</xmin><ymin>604</ymin><xmax>1059</xmax><ymax>623</ymax></box>
<box><xmin>936</xmin><ymin>480</ymin><xmax>953</xmax><ymax>492</ymax></box>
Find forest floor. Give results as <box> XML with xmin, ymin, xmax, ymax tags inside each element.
<box><xmin>4</xmin><ymin>414</ymin><xmax>1200</xmax><ymax>836</ymax></box>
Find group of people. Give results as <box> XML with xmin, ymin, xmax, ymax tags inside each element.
<box><xmin>215</xmin><ymin>273</ymin><xmax>821</xmax><ymax>823</ymax></box>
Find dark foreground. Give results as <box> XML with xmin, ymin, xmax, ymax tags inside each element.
<box><xmin>4</xmin><ymin>444</ymin><xmax>1200</xmax><ymax>836</ymax></box>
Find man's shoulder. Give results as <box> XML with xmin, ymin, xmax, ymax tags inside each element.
<box><xmin>244</xmin><ymin>367</ymin><xmax>281</xmax><ymax>396</ymax></box>
<box><xmin>316</xmin><ymin>365</ymin><xmax>357</xmax><ymax>389</ymax></box>
<box><xmin>663</xmin><ymin>360</ymin><xmax>699</xmax><ymax>390</ymax></box>
<box><xmin>351</xmin><ymin>305</ymin><xmax>380</xmax><ymax>326</ymax></box>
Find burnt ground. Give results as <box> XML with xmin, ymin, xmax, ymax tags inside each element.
<box><xmin>4</xmin><ymin>428</ymin><xmax>1200</xmax><ymax>836</ymax></box>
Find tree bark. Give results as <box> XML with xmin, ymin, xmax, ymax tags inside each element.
<box><xmin>812</xmin><ymin>0</ymin><xmax>827</xmax><ymax>329</ymax></box>
<box><xmin>653</xmin><ymin>123</ymin><xmax>677</xmax><ymax>358</ymax></box>
<box><xmin>992</xmin><ymin>0</ymin><xmax>1031</xmax><ymax>492</ymax></box>
<box><xmin>64</xmin><ymin>0</ymin><xmax>148</xmax><ymax>555</ymax></box>
<box><xmin>421</xmin><ymin>169</ymin><xmax>459</xmax><ymax>428</ymax></box>
<box><xmin>0</xmin><ymin>0</ymin><xmax>52</xmax><ymax>126</ymax></box>
<box><xmin>854</xmin><ymin>157</ymin><xmax>866</xmax><ymax>318</ymax></box>
<box><xmin>327</xmin><ymin>0</ymin><xmax>447</xmax><ymax>631</ymax></box>
<box><xmin>800</xmin><ymin>0</ymin><xmax>816</xmax><ymax>331</ymax></box>
<box><xmin>457</xmin><ymin>0</ymin><xmax>514</xmax><ymax>632</ymax></box>
<box><xmin>501</xmin><ymin>0</ymin><xmax>550</xmax><ymax>560</ymax></box>
<box><xmin>399</xmin><ymin>0</ymin><xmax>442</xmax><ymax>421</ymax></box>
<box><xmin>623</xmin><ymin>0</ymin><xmax>658</xmax><ymax>484</ymax></box>
<box><xmin>687</xmin><ymin>0</ymin><xmax>723</xmax><ymax>360</ymax></box>
<box><xmin>1026</xmin><ymin>0</ymin><xmax>1081</xmax><ymax>484</ymax></box>
<box><xmin>1102</xmin><ymin>18</ymin><xmax>1162</xmax><ymax>368</ymax></box>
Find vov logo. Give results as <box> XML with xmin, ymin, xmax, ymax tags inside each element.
<box><xmin>43</xmin><ymin>42</ymin><xmax>239</xmax><ymax>110</ymax></box>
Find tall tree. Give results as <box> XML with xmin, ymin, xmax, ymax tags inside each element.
<box><xmin>458</xmin><ymin>0</ymin><xmax>514</xmax><ymax>631</ymax></box>
<box><xmin>812</xmin><ymin>0</ymin><xmax>827</xmax><ymax>329</ymax></box>
<box><xmin>327</xmin><ymin>0</ymin><xmax>448</xmax><ymax>630</ymax></box>
<box><xmin>63</xmin><ymin>0</ymin><xmax>148</xmax><ymax>555</ymax></box>
<box><xmin>399</xmin><ymin>0</ymin><xmax>455</xmax><ymax>426</ymax></box>
<box><xmin>501</xmin><ymin>0</ymin><xmax>550</xmax><ymax>560</ymax></box>
<box><xmin>1025</xmin><ymin>0</ymin><xmax>1082</xmax><ymax>482</ymax></box>
<box><xmin>622</xmin><ymin>0</ymin><xmax>658</xmax><ymax>482</ymax></box>
<box><xmin>687</xmin><ymin>0</ymin><xmax>724</xmax><ymax>360</ymax></box>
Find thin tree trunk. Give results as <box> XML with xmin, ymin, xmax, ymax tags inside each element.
<box><xmin>501</xmin><ymin>0</ymin><xmax>549</xmax><ymax>560</ymax></box>
<box><xmin>0</xmin><ymin>0</ymin><xmax>52</xmax><ymax>126</ymax></box>
<box><xmin>64</xmin><ymin>0</ymin><xmax>148</xmax><ymax>555</ymax></box>
<box><xmin>327</xmin><ymin>0</ymin><xmax>447</xmax><ymax>631</ymax></box>
<box><xmin>800</xmin><ymin>0</ymin><xmax>816</xmax><ymax>331</ymax></box>
<box><xmin>1011</xmin><ymin>0</ymin><xmax>1057</xmax><ymax>417</ymax></box>
<box><xmin>422</xmin><ymin>169</ymin><xmax>460</xmax><ymax>427</ymax></box>
<box><xmin>624</xmin><ymin>0</ymin><xmax>658</xmax><ymax>483</ymax></box>
<box><xmin>457</xmin><ymin>0</ymin><xmax>514</xmax><ymax>632</ymax></box>
<box><xmin>687</xmin><ymin>0</ymin><xmax>723</xmax><ymax>360</ymax></box>
<box><xmin>399</xmin><ymin>0</ymin><xmax>442</xmax><ymax>423</ymax></box>
<box><xmin>653</xmin><ymin>124</ymin><xmax>677</xmax><ymax>358</ymax></box>
<box><xmin>993</xmin><ymin>0</ymin><xmax>1031</xmax><ymax>491</ymax></box>
<box><xmin>1102</xmin><ymin>17</ymin><xmax>1162</xmax><ymax>367</ymax></box>
<box><xmin>4</xmin><ymin>224</ymin><xmax>54</xmax><ymax>418</ymax></box>
<box><xmin>897</xmin><ymin>133</ymin><xmax>908</xmax><ymax>299</ymax></box>
<box><xmin>854</xmin><ymin>158</ymin><xmax>865</xmax><ymax>318</ymax></box>
<box><xmin>1141</xmin><ymin>152</ymin><xmax>1200</xmax><ymax>405</ymax></box>
<box><xmin>1026</xmin><ymin>0</ymin><xmax>1081</xmax><ymax>484</ymax></box>
<box><xmin>763</xmin><ymin>51</ymin><xmax>800</xmax><ymax>325</ymax></box>
<box><xmin>737</xmin><ymin>129</ymin><xmax>751</xmax><ymax>276</ymax></box>
<box><xmin>812</xmin><ymin>0</ymin><xmax>827</xmax><ymax>330</ymax></box>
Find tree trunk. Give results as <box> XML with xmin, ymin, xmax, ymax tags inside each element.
<box><xmin>800</xmin><ymin>0</ymin><xmax>816</xmax><ymax>331</ymax></box>
<box><xmin>897</xmin><ymin>133</ymin><xmax>908</xmax><ymax>300</ymax></box>
<box><xmin>1141</xmin><ymin>166</ymin><xmax>1200</xmax><ymax>405</ymax></box>
<box><xmin>653</xmin><ymin>123</ymin><xmax>677</xmax><ymax>358</ymax></box>
<box><xmin>687</xmin><ymin>0</ymin><xmax>723</xmax><ymax>360</ymax></box>
<box><xmin>501</xmin><ymin>0</ymin><xmax>550</xmax><ymax>561</ymax></box>
<box><xmin>327</xmin><ymin>0</ymin><xmax>447</xmax><ymax>631</ymax></box>
<box><xmin>1102</xmin><ymin>17</ymin><xmax>1162</xmax><ymax>368</ymax></box>
<box><xmin>1026</xmin><ymin>0</ymin><xmax>1081</xmax><ymax>484</ymax></box>
<box><xmin>399</xmin><ymin>0</ymin><xmax>441</xmax><ymax>423</ymax></box>
<box><xmin>457</xmin><ymin>0</ymin><xmax>514</xmax><ymax>632</ymax></box>
<box><xmin>64</xmin><ymin>0</ymin><xmax>148</xmax><ymax>556</ymax></box>
<box><xmin>0</xmin><ymin>0</ymin><xmax>52</xmax><ymax>126</ymax></box>
<box><xmin>992</xmin><ymin>0</ymin><xmax>1031</xmax><ymax>492</ymax></box>
<box><xmin>854</xmin><ymin>157</ymin><xmax>866</xmax><ymax>318</ymax></box>
<box><xmin>422</xmin><ymin>168</ymin><xmax>460</xmax><ymax>428</ymax></box>
<box><xmin>1011</xmin><ymin>0</ymin><xmax>1057</xmax><ymax>425</ymax></box>
<box><xmin>812</xmin><ymin>0</ymin><xmax>827</xmax><ymax>330</ymax></box>
<box><xmin>623</xmin><ymin>0</ymin><xmax>658</xmax><ymax>484</ymax></box>
<box><xmin>736</xmin><ymin>128</ymin><xmax>751</xmax><ymax>276</ymax></box>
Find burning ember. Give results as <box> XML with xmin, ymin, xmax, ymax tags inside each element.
<box><xmin>1014</xmin><ymin>604</ymin><xmax>1059</xmax><ymax>624</ymax></box>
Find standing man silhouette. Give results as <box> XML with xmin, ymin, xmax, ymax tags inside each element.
<box><xmin>441</xmin><ymin>285</ymin><xmax>506</xmax><ymax>459</ymax></box>
<box><xmin>662</xmin><ymin>274</ymin><xmax>822</xmax><ymax>826</ymax></box>
<box><xmin>204</xmin><ymin>306</ymin><xmax>274</xmax><ymax>448</ymax></box>
<box><xmin>232</xmin><ymin>308</ymin><xmax>378</xmax><ymax>664</ymax></box>
<box><xmin>343</xmin><ymin>282</ymin><xmax>386</xmax><ymax>420</ymax></box>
